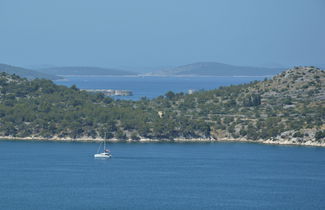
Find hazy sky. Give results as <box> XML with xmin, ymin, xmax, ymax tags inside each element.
<box><xmin>0</xmin><ymin>0</ymin><xmax>324</xmax><ymax>69</ymax></box>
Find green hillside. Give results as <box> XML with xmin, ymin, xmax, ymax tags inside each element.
<box><xmin>0</xmin><ymin>66</ymin><xmax>324</xmax><ymax>145</ymax></box>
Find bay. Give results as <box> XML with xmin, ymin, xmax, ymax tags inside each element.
<box><xmin>54</xmin><ymin>76</ymin><xmax>267</xmax><ymax>100</ymax></box>
<box><xmin>0</xmin><ymin>141</ymin><xmax>324</xmax><ymax>210</ymax></box>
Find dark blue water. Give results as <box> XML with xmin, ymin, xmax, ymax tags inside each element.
<box><xmin>0</xmin><ymin>141</ymin><xmax>324</xmax><ymax>210</ymax></box>
<box><xmin>55</xmin><ymin>76</ymin><xmax>266</xmax><ymax>100</ymax></box>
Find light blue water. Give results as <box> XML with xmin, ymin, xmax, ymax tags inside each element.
<box><xmin>0</xmin><ymin>141</ymin><xmax>324</xmax><ymax>210</ymax></box>
<box><xmin>55</xmin><ymin>76</ymin><xmax>267</xmax><ymax>100</ymax></box>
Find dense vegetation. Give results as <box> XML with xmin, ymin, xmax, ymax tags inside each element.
<box><xmin>0</xmin><ymin>66</ymin><xmax>324</xmax><ymax>144</ymax></box>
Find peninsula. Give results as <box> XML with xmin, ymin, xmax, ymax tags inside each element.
<box><xmin>83</xmin><ymin>89</ymin><xmax>133</xmax><ymax>96</ymax></box>
<box><xmin>0</xmin><ymin>66</ymin><xmax>324</xmax><ymax>146</ymax></box>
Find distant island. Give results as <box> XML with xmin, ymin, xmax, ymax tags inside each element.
<box><xmin>0</xmin><ymin>64</ymin><xmax>61</xmax><ymax>80</ymax></box>
<box><xmin>36</xmin><ymin>66</ymin><xmax>137</xmax><ymax>76</ymax></box>
<box><xmin>0</xmin><ymin>66</ymin><xmax>324</xmax><ymax>146</ymax></box>
<box><xmin>144</xmin><ymin>62</ymin><xmax>284</xmax><ymax>76</ymax></box>
<box><xmin>1</xmin><ymin>62</ymin><xmax>286</xmax><ymax>78</ymax></box>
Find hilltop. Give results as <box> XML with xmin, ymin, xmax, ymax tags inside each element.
<box><xmin>0</xmin><ymin>64</ymin><xmax>61</xmax><ymax>80</ymax></box>
<box><xmin>162</xmin><ymin>66</ymin><xmax>324</xmax><ymax>145</ymax></box>
<box><xmin>0</xmin><ymin>66</ymin><xmax>324</xmax><ymax>146</ymax></box>
<box><xmin>146</xmin><ymin>62</ymin><xmax>284</xmax><ymax>76</ymax></box>
<box><xmin>37</xmin><ymin>66</ymin><xmax>137</xmax><ymax>76</ymax></box>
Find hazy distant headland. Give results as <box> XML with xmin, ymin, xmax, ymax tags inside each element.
<box><xmin>39</xmin><ymin>62</ymin><xmax>285</xmax><ymax>77</ymax></box>
<box><xmin>36</xmin><ymin>66</ymin><xmax>137</xmax><ymax>76</ymax></box>
<box><xmin>0</xmin><ymin>62</ymin><xmax>286</xmax><ymax>78</ymax></box>
<box><xmin>0</xmin><ymin>64</ymin><xmax>61</xmax><ymax>80</ymax></box>
<box><xmin>143</xmin><ymin>62</ymin><xmax>285</xmax><ymax>77</ymax></box>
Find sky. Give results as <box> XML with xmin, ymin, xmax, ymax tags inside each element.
<box><xmin>0</xmin><ymin>0</ymin><xmax>324</xmax><ymax>71</ymax></box>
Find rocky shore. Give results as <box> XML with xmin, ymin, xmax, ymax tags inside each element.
<box><xmin>1</xmin><ymin>136</ymin><xmax>324</xmax><ymax>147</ymax></box>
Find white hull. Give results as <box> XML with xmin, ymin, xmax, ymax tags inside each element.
<box><xmin>94</xmin><ymin>153</ymin><xmax>112</xmax><ymax>158</ymax></box>
<box><xmin>94</xmin><ymin>136</ymin><xmax>111</xmax><ymax>158</ymax></box>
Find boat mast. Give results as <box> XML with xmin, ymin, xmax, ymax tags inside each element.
<box><xmin>104</xmin><ymin>132</ymin><xmax>106</xmax><ymax>151</ymax></box>
<box><xmin>96</xmin><ymin>142</ymin><xmax>102</xmax><ymax>153</ymax></box>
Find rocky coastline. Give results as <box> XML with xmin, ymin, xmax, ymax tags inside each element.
<box><xmin>1</xmin><ymin>136</ymin><xmax>324</xmax><ymax>147</ymax></box>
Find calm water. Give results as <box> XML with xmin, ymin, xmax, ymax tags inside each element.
<box><xmin>0</xmin><ymin>141</ymin><xmax>324</xmax><ymax>210</ymax></box>
<box><xmin>55</xmin><ymin>76</ymin><xmax>267</xmax><ymax>100</ymax></box>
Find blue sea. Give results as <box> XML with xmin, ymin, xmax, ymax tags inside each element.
<box><xmin>0</xmin><ymin>141</ymin><xmax>324</xmax><ymax>210</ymax></box>
<box><xmin>55</xmin><ymin>76</ymin><xmax>267</xmax><ymax>100</ymax></box>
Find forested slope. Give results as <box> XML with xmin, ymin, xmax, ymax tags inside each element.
<box><xmin>0</xmin><ymin>66</ymin><xmax>324</xmax><ymax>145</ymax></box>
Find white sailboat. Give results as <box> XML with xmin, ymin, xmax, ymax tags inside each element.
<box><xmin>94</xmin><ymin>134</ymin><xmax>112</xmax><ymax>158</ymax></box>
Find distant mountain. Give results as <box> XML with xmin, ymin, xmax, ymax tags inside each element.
<box><xmin>0</xmin><ymin>64</ymin><xmax>61</xmax><ymax>80</ymax></box>
<box><xmin>37</xmin><ymin>66</ymin><xmax>137</xmax><ymax>76</ymax></box>
<box><xmin>147</xmin><ymin>62</ymin><xmax>284</xmax><ymax>76</ymax></box>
